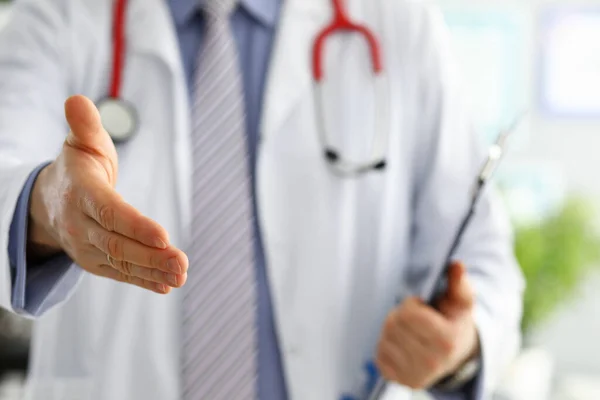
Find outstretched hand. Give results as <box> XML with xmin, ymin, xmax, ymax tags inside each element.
<box><xmin>29</xmin><ymin>95</ymin><xmax>188</xmax><ymax>294</ymax></box>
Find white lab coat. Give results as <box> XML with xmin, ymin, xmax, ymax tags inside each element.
<box><xmin>0</xmin><ymin>0</ymin><xmax>524</xmax><ymax>399</ymax></box>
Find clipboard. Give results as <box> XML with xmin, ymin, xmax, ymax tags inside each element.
<box><xmin>365</xmin><ymin>112</ymin><xmax>526</xmax><ymax>400</ymax></box>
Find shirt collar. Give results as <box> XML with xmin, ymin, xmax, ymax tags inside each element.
<box><xmin>170</xmin><ymin>0</ymin><xmax>280</xmax><ymax>28</ymax></box>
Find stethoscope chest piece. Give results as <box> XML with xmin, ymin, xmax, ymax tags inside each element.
<box><xmin>97</xmin><ymin>97</ymin><xmax>138</xmax><ymax>143</ymax></box>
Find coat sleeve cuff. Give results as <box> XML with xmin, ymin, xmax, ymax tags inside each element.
<box><xmin>428</xmin><ymin>367</ymin><xmax>483</xmax><ymax>400</ymax></box>
<box><xmin>429</xmin><ymin>302</ymin><xmax>509</xmax><ymax>400</ymax></box>
<box><xmin>8</xmin><ymin>162</ymin><xmax>83</xmax><ymax>318</ymax></box>
<box><xmin>429</xmin><ymin>301</ymin><xmax>520</xmax><ymax>400</ymax></box>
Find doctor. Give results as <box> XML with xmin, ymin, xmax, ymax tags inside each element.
<box><xmin>0</xmin><ymin>0</ymin><xmax>524</xmax><ymax>399</ymax></box>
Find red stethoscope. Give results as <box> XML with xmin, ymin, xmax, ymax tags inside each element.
<box><xmin>312</xmin><ymin>0</ymin><xmax>389</xmax><ymax>177</ymax></box>
<box><xmin>99</xmin><ymin>0</ymin><xmax>389</xmax><ymax>171</ymax></box>
<box><xmin>97</xmin><ymin>0</ymin><xmax>138</xmax><ymax>143</ymax></box>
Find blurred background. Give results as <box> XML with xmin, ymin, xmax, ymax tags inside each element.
<box><xmin>430</xmin><ymin>1</ymin><xmax>600</xmax><ymax>399</ymax></box>
<box><xmin>1</xmin><ymin>0</ymin><xmax>600</xmax><ymax>399</ymax></box>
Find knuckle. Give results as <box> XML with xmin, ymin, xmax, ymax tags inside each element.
<box><xmin>106</xmin><ymin>235</ymin><xmax>124</xmax><ymax>260</ymax></box>
<box><xmin>148</xmin><ymin>252</ymin><xmax>161</xmax><ymax>269</ymax></box>
<box><xmin>122</xmin><ymin>261</ymin><xmax>134</xmax><ymax>276</ymax></box>
<box><xmin>98</xmin><ymin>204</ymin><xmax>116</xmax><ymax>231</ymax></box>
<box><xmin>87</xmin><ymin>229</ymin><xmax>101</xmax><ymax>246</ymax></box>
<box><xmin>114</xmin><ymin>260</ymin><xmax>134</xmax><ymax>276</ymax></box>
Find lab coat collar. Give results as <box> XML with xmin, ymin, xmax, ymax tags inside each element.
<box><xmin>132</xmin><ymin>0</ymin><xmax>331</xmax><ymax>147</ymax></box>
<box><xmin>169</xmin><ymin>0</ymin><xmax>281</xmax><ymax>28</ymax></box>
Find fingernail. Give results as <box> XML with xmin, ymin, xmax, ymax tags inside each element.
<box><xmin>156</xmin><ymin>284</ymin><xmax>167</xmax><ymax>293</ymax></box>
<box><xmin>154</xmin><ymin>238</ymin><xmax>168</xmax><ymax>249</ymax></box>
<box><xmin>167</xmin><ymin>258</ymin><xmax>181</xmax><ymax>273</ymax></box>
<box><xmin>166</xmin><ymin>273</ymin><xmax>178</xmax><ymax>286</ymax></box>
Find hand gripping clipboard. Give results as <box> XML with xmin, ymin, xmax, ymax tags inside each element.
<box><xmin>365</xmin><ymin>112</ymin><xmax>526</xmax><ymax>400</ymax></box>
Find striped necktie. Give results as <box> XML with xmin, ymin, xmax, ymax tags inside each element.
<box><xmin>181</xmin><ymin>1</ymin><xmax>258</xmax><ymax>399</ymax></box>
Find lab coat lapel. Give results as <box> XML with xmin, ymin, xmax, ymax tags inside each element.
<box><xmin>127</xmin><ymin>0</ymin><xmax>193</xmax><ymax>243</ymax></box>
<box><xmin>260</xmin><ymin>0</ymin><xmax>331</xmax><ymax>142</ymax></box>
<box><xmin>126</xmin><ymin>0</ymin><xmax>182</xmax><ymax>73</ymax></box>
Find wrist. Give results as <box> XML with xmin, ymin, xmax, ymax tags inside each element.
<box><xmin>436</xmin><ymin>357</ymin><xmax>480</xmax><ymax>392</ymax></box>
<box><xmin>458</xmin><ymin>330</ymin><xmax>481</xmax><ymax>367</ymax></box>
<box><xmin>28</xmin><ymin>164</ymin><xmax>62</xmax><ymax>256</ymax></box>
<box><xmin>437</xmin><ymin>329</ymin><xmax>481</xmax><ymax>390</ymax></box>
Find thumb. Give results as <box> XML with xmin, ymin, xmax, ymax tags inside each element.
<box><xmin>64</xmin><ymin>95</ymin><xmax>118</xmax><ymax>184</ymax></box>
<box><xmin>439</xmin><ymin>261</ymin><xmax>474</xmax><ymax>319</ymax></box>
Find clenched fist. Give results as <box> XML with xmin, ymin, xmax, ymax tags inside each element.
<box><xmin>28</xmin><ymin>95</ymin><xmax>188</xmax><ymax>294</ymax></box>
<box><xmin>376</xmin><ymin>262</ymin><xmax>480</xmax><ymax>390</ymax></box>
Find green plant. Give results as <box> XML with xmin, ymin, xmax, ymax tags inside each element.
<box><xmin>514</xmin><ymin>197</ymin><xmax>600</xmax><ymax>335</ymax></box>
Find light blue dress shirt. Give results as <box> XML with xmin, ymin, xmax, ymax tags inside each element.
<box><xmin>7</xmin><ymin>0</ymin><xmax>479</xmax><ymax>398</ymax></box>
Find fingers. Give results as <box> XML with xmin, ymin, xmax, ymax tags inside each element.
<box><xmin>376</xmin><ymin>339</ymin><xmax>408</xmax><ymax>383</ymax></box>
<box><xmin>109</xmin><ymin>257</ymin><xmax>187</xmax><ymax>287</ymax></box>
<box><xmin>400</xmin><ymin>297</ymin><xmax>453</xmax><ymax>353</ymax></box>
<box><xmin>79</xmin><ymin>187</ymin><xmax>171</xmax><ymax>251</ymax></box>
<box><xmin>376</xmin><ymin>297</ymin><xmax>458</xmax><ymax>389</ymax></box>
<box><xmin>377</xmin><ymin>333</ymin><xmax>441</xmax><ymax>388</ymax></box>
<box><xmin>398</xmin><ymin>314</ymin><xmax>450</xmax><ymax>359</ymax></box>
<box><xmin>77</xmin><ymin>244</ymin><xmax>186</xmax><ymax>291</ymax></box>
<box><xmin>95</xmin><ymin>252</ymin><xmax>187</xmax><ymax>288</ymax></box>
<box><xmin>386</xmin><ymin>300</ymin><xmax>453</xmax><ymax>359</ymax></box>
<box><xmin>84</xmin><ymin>218</ymin><xmax>188</xmax><ymax>275</ymax></box>
<box><xmin>93</xmin><ymin>264</ymin><xmax>172</xmax><ymax>295</ymax></box>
